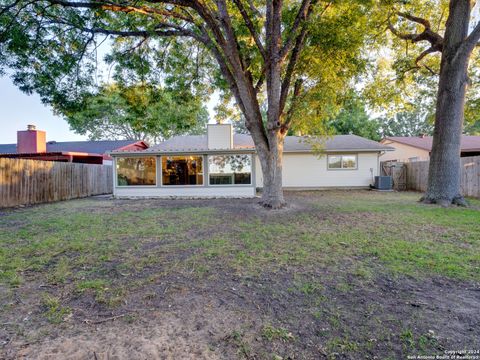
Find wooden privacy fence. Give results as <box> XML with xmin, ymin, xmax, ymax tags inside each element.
<box><xmin>403</xmin><ymin>156</ymin><xmax>480</xmax><ymax>198</ymax></box>
<box><xmin>0</xmin><ymin>158</ymin><xmax>112</xmax><ymax>208</ymax></box>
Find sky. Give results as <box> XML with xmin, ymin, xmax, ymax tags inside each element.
<box><xmin>0</xmin><ymin>76</ymin><xmax>87</xmax><ymax>144</ymax></box>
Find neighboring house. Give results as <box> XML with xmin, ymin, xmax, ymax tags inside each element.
<box><xmin>380</xmin><ymin>135</ymin><xmax>480</xmax><ymax>162</ymax></box>
<box><xmin>110</xmin><ymin>124</ymin><xmax>392</xmax><ymax>198</ymax></box>
<box><xmin>0</xmin><ymin>125</ymin><xmax>148</xmax><ymax>164</ymax></box>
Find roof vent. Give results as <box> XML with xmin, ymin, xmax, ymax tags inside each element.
<box><xmin>27</xmin><ymin>124</ymin><xmax>36</xmax><ymax>131</ymax></box>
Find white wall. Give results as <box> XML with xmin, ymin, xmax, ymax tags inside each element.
<box><xmin>255</xmin><ymin>152</ymin><xmax>379</xmax><ymax>188</ymax></box>
<box><xmin>114</xmin><ymin>185</ymin><xmax>255</xmax><ymax>198</ymax></box>
<box><xmin>207</xmin><ymin>124</ymin><xmax>233</xmax><ymax>149</ymax></box>
<box><xmin>113</xmin><ymin>151</ymin><xmax>380</xmax><ymax>198</ymax></box>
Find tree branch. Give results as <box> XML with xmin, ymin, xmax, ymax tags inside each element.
<box><xmin>49</xmin><ymin>0</ymin><xmax>194</xmax><ymax>22</ymax></box>
<box><xmin>388</xmin><ymin>11</ymin><xmax>443</xmax><ymax>71</ymax></box>
<box><xmin>47</xmin><ymin>18</ymin><xmax>199</xmax><ymax>39</ymax></box>
<box><xmin>397</xmin><ymin>12</ymin><xmax>431</xmax><ymax>28</ymax></box>
<box><xmin>282</xmin><ymin>78</ymin><xmax>303</xmax><ymax>132</ymax></box>
<box><xmin>387</xmin><ymin>22</ymin><xmax>419</xmax><ymax>41</ymax></box>
<box><xmin>389</xmin><ymin>12</ymin><xmax>443</xmax><ymax>47</ymax></box>
<box><xmin>463</xmin><ymin>21</ymin><xmax>480</xmax><ymax>54</ymax></box>
<box><xmin>232</xmin><ymin>0</ymin><xmax>266</xmax><ymax>59</ymax></box>
<box><xmin>415</xmin><ymin>47</ymin><xmax>439</xmax><ymax>75</ymax></box>
<box><xmin>279</xmin><ymin>23</ymin><xmax>307</xmax><ymax>116</ymax></box>
<box><xmin>279</xmin><ymin>0</ymin><xmax>311</xmax><ymax>61</ymax></box>
<box><xmin>215</xmin><ymin>0</ymin><xmax>247</xmax><ymax>72</ymax></box>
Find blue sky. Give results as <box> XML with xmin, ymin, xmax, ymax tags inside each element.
<box><xmin>0</xmin><ymin>73</ymin><xmax>218</xmax><ymax>145</ymax></box>
<box><xmin>0</xmin><ymin>76</ymin><xmax>87</xmax><ymax>144</ymax></box>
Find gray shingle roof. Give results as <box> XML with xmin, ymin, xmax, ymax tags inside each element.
<box><xmin>126</xmin><ymin>134</ymin><xmax>391</xmax><ymax>153</ymax></box>
<box><xmin>0</xmin><ymin>140</ymin><xmax>145</xmax><ymax>155</ymax></box>
<box><xmin>384</xmin><ymin>136</ymin><xmax>480</xmax><ymax>152</ymax></box>
<box><xmin>0</xmin><ymin>144</ymin><xmax>17</xmax><ymax>154</ymax></box>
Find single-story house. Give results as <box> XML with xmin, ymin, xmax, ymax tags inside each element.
<box><xmin>0</xmin><ymin>125</ymin><xmax>148</xmax><ymax>164</ymax></box>
<box><xmin>380</xmin><ymin>135</ymin><xmax>480</xmax><ymax>162</ymax></box>
<box><xmin>110</xmin><ymin>124</ymin><xmax>392</xmax><ymax>198</ymax></box>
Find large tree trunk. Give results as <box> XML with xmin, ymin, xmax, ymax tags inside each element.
<box><xmin>422</xmin><ymin>0</ymin><xmax>472</xmax><ymax>206</ymax></box>
<box><xmin>422</xmin><ymin>56</ymin><xmax>468</xmax><ymax>206</ymax></box>
<box><xmin>256</xmin><ymin>130</ymin><xmax>286</xmax><ymax>209</ymax></box>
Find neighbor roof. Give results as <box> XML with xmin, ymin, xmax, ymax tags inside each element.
<box><xmin>0</xmin><ymin>139</ymin><xmax>147</xmax><ymax>155</ymax></box>
<box><xmin>112</xmin><ymin>134</ymin><xmax>391</xmax><ymax>154</ymax></box>
<box><xmin>383</xmin><ymin>136</ymin><xmax>480</xmax><ymax>152</ymax></box>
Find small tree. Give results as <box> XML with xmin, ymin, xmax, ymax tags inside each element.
<box><xmin>379</xmin><ymin>111</ymin><xmax>434</xmax><ymax>138</ymax></box>
<box><xmin>388</xmin><ymin>1</ymin><xmax>480</xmax><ymax>206</ymax></box>
<box><xmin>328</xmin><ymin>94</ymin><xmax>381</xmax><ymax>141</ymax></box>
<box><xmin>65</xmin><ymin>84</ymin><xmax>208</xmax><ymax>142</ymax></box>
<box><xmin>0</xmin><ymin>0</ymin><xmax>373</xmax><ymax>208</ymax></box>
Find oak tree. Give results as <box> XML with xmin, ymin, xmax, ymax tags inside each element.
<box><xmin>65</xmin><ymin>83</ymin><xmax>208</xmax><ymax>142</ymax></box>
<box><xmin>0</xmin><ymin>0</ymin><xmax>373</xmax><ymax>208</ymax></box>
<box><xmin>385</xmin><ymin>1</ymin><xmax>480</xmax><ymax>206</ymax></box>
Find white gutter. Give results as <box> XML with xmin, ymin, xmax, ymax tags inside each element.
<box><xmin>109</xmin><ymin>147</ymin><xmax>394</xmax><ymax>156</ymax></box>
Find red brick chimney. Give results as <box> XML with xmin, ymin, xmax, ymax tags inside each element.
<box><xmin>17</xmin><ymin>125</ymin><xmax>46</xmax><ymax>153</ymax></box>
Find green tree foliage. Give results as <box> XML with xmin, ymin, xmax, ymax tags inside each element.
<box><xmin>464</xmin><ymin>120</ymin><xmax>480</xmax><ymax>135</ymax></box>
<box><xmin>0</xmin><ymin>0</ymin><xmax>406</xmax><ymax>206</ymax></box>
<box><xmin>327</xmin><ymin>95</ymin><xmax>381</xmax><ymax>141</ymax></box>
<box><xmin>327</xmin><ymin>95</ymin><xmax>435</xmax><ymax>140</ymax></box>
<box><xmin>0</xmin><ymin>0</ymin><xmax>377</xmax><ymax>135</ymax></box>
<box><xmin>364</xmin><ymin>0</ymin><xmax>480</xmax><ymax>133</ymax></box>
<box><xmin>378</xmin><ymin>111</ymin><xmax>434</xmax><ymax>137</ymax></box>
<box><xmin>64</xmin><ymin>84</ymin><xmax>208</xmax><ymax>142</ymax></box>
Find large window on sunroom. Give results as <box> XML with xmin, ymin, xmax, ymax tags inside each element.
<box><xmin>208</xmin><ymin>154</ymin><xmax>252</xmax><ymax>185</ymax></box>
<box><xmin>162</xmin><ymin>156</ymin><xmax>203</xmax><ymax>185</ymax></box>
<box><xmin>327</xmin><ymin>155</ymin><xmax>357</xmax><ymax>170</ymax></box>
<box><xmin>116</xmin><ymin>157</ymin><xmax>156</xmax><ymax>186</ymax></box>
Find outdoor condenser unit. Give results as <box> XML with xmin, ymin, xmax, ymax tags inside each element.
<box><xmin>374</xmin><ymin>176</ymin><xmax>392</xmax><ymax>190</ymax></box>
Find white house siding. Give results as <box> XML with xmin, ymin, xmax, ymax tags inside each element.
<box><xmin>379</xmin><ymin>140</ymin><xmax>430</xmax><ymax>162</ymax></box>
<box><xmin>114</xmin><ymin>185</ymin><xmax>255</xmax><ymax>198</ymax></box>
<box><xmin>255</xmin><ymin>152</ymin><xmax>379</xmax><ymax>188</ymax></box>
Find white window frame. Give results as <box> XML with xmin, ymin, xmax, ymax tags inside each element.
<box><xmin>115</xmin><ymin>156</ymin><xmax>158</xmax><ymax>187</ymax></box>
<box><xmin>327</xmin><ymin>154</ymin><xmax>358</xmax><ymax>170</ymax></box>
<box><xmin>208</xmin><ymin>154</ymin><xmax>253</xmax><ymax>186</ymax></box>
<box><xmin>160</xmin><ymin>155</ymin><xmax>205</xmax><ymax>187</ymax></box>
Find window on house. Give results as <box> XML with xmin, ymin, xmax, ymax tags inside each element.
<box><xmin>116</xmin><ymin>157</ymin><xmax>156</xmax><ymax>186</ymax></box>
<box><xmin>327</xmin><ymin>155</ymin><xmax>357</xmax><ymax>170</ymax></box>
<box><xmin>162</xmin><ymin>156</ymin><xmax>203</xmax><ymax>185</ymax></box>
<box><xmin>208</xmin><ymin>155</ymin><xmax>252</xmax><ymax>185</ymax></box>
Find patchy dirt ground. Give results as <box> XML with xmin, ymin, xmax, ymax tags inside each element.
<box><xmin>0</xmin><ymin>191</ymin><xmax>479</xmax><ymax>359</ymax></box>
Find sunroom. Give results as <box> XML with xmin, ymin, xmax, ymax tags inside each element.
<box><xmin>111</xmin><ymin>124</ymin><xmax>257</xmax><ymax>198</ymax></box>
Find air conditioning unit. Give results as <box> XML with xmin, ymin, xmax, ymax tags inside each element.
<box><xmin>374</xmin><ymin>176</ymin><xmax>392</xmax><ymax>190</ymax></box>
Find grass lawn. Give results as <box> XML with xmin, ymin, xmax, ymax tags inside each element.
<box><xmin>0</xmin><ymin>190</ymin><xmax>479</xmax><ymax>359</ymax></box>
